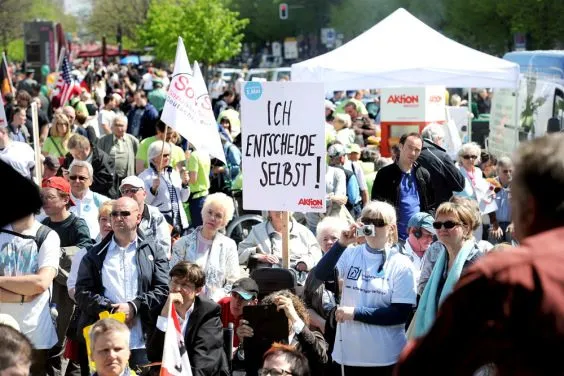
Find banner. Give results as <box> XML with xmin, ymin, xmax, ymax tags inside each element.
<box><xmin>161</xmin><ymin>37</ymin><xmax>225</xmax><ymax>163</ymax></box>
<box><xmin>0</xmin><ymin>53</ymin><xmax>13</xmax><ymax>103</ymax></box>
<box><xmin>241</xmin><ymin>82</ymin><xmax>326</xmax><ymax>212</ymax></box>
<box><xmin>160</xmin><ymin>308</ymin><xmax>192</xmax><ymax>376</ymax></box>
<box><xmin>192</xmin><ymin>61</ymin><xmax>225</xmax><ymax>163</ymax></box>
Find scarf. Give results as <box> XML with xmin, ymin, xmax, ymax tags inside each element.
<box><xmin>413</xmin><ymin>239</ymin><xmax>476</xmax><ymax>338</ymax></box>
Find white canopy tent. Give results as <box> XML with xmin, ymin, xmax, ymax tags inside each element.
<box><xmin>291</xmin><ymin>8</ymin><xmax>520</xmax><ymax>90</ymax></box>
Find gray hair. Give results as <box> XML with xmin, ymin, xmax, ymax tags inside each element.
<box><xmin>69</xmin><ymin>160</ymin><xmax>93</xmax><ymax>179</ymax></box>
<box><xmin>458</xmin><ymin>142</ymin><xmax>482</xmax><ymax>164</ymax></box>
<box><xmin>421</xmin><ymin>123</ymin><xmax>445</xmax><ymax>143</ymax></box>
<box><xmin>316</xmin><ymin>217</ymin><xmax>348</xmax><ymax>244</ymax></box>
<box><xmin>112</xmin><ymin>114</ymin><xmax>128</xmax><ymax>127</ymax></box>
<box><xmin>496</xmin><ymin>156</ymin><xmax>513</xmax><ymax>168</ymax></box>
<box><xmin>147</xmin><ymin>141</ymin><xmax>171</xmax><ymax>162</ymax></box>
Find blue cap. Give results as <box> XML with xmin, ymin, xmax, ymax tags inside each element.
<box><xmin>407</xmin><ymin>212</ymin><xmax>436</xmax><ymax>235</ymax></box>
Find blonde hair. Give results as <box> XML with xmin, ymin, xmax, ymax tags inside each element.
<box><xmin>50</xmin><ymin>113</ymin><xmax>72</xmax><ymax>149</ymax></box>
<box><xmin>89</xmin><ymin>318</ymin><xmax>129</xmax><ymax>353</ymax></box>
<box><xmin>435</xmin><ymin>202</ymin><xmax>476</xmax><ymax>239</ymax></box>
<box><xmin>67</xmin><ymin>134</ymin><xmax>90</xmax><ymax>151</ymax></box>
<box><xmin>360</xmin><ymin>200</ymin><xmax>398</xmax><ymax>244</ymax></box>
<box><xmin>458</xmin><ymin>142</ymin><xmax>482</xmax><ymax>165</ymax></box>
<box><xmin>202</xmin><ymin>192</ymin><xmax>235</xmax><ymax>227</ymax></box>
<box><xmin>334</xmin><ymin>113</ymin><xmax>352</xmax><ymax>128</ymax></box>
<box><xmin>98</xmin><ymin>200</ymin><xmax>115</xmax><ymax>219</ymax></box>
<box><xmin>449</xmin><ymin>196</ymin><xmax>481</xmax><ymax>230</ymax></box>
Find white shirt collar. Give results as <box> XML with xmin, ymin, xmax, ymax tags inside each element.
<box><xmin>71</xmin><ymin>189</ymin><xmax>93</xmax><ymax>203</ymax></box>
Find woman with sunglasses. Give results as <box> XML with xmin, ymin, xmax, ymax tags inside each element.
<box><xmin>138</xmin><ymin>140</ymin><xmax>190</xmax><ymax>233</ymax></box>
<box><xmin>412</xmin><ymin>202</ymin><xmax>484</xmax><ymax>338</ymax></box>
<box><xmin>314</xmin><ymin>201</ymin><xmax>417</xmax><ymax>375</ymax></box>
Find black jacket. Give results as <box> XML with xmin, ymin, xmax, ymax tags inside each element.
<box><xmin>418</xmin><ymin>138</ymin><xmax>465</xmax><ymax>205</ymax></box>
<box><xmin>74</xmin><ymin>232</ymin><xmax>169</xmax><ymax>343</ymax></box>
<box><xmin>371</xmin><ymin>162</ymin><xmax>436</xmax><ymax>214</ymax></box>
<box><xmin>61</xmin><ymin>147</ymin><xmax>117</xmax><ymax>198</ymax></box>
<box><xmin>147</xmin><ymin>296</ymin><xmax>230</xmax><ymax>376</ymax></box>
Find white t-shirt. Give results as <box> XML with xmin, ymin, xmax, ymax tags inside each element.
<box><xmin>0</xmin><ymin>220</ymin><xmax>60</xmax><ymax>349</ymax></box>
<box><xmin>67</xmin><ymin>247</ymin><xmax>87</xmax><ymax>291</ymax></box>
<box><xmin>142</xmin><ymin>73</ymin><xmax>154</xmax><ymax>91</ymax></box>
<box><xmin>208</xmin><ymin>79</ymin><xmax>226</xmax><ymax>99</ymax></box>
<box><xmin>0</xmin><ymin>141</ymin><xmax>35</xmax><ymax>179</ymax></box>
<box><xmin>402</xmin><ymin>240</ymin><xmax>425</xmax><ymax>285</ymax></box>
<box><xmin>98</xmin><ymin>109</ymin><xmax>116</xmax><ymax>135</ymax></box>
<box><xmin>334</xmin><ymin>245</ymin><xmax>417</xmax><ymax>366</ymax></box>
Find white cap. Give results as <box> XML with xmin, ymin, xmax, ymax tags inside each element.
<box><xmin>119</xmin><ymin>176</ymin><xmax>144</xmax><ymax>189</ymax></box>
<box><xmin>325</xmin><ymin>99</ymin><xmax>336</xmax><ymax>111</ymax></box>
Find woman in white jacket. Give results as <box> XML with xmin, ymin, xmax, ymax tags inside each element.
<box><xmin>170</xmin><ymin>192</ymin><xmax>239</xmax><ymax>301</ymax></box>
<box><xmin>138</xmin><ymin>140</ymin><xmax>190</xmax><ymax>232</ymax></box>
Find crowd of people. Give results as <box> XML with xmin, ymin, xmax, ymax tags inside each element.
<box><xmin>0</xmin><ymin>59</ymin><xmax>563</xmax><ymax>376</ymax></box>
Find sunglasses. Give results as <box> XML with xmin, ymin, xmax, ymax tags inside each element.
<box><xmin>110</xmin><ymin>210</ymin><xmax>134</xmax><ymax>218</ymax></box>
<box><xmin>502</xmin><ymin>169</ymin><xmax>513</xmax><ymax>174</ymax></box>
<box><xmin>462</xmin><ymin>155</ymin><xmax>478</xmax><ymax>160</ymax></box>
<box><xmin>120</xmin><ymin>187</ymin><xmax>143</xmax><ymax>195</ymax></box>
<box><xmin>361</xmin><ymin>218</ymin><xmax>387</xmax><ymax>227</ymax></box>
<box><xmin>69</xmin><ymin>175</ymin><xmax>88</xmax><ymax>181</ymax></box>
<box><xmin>432</xmin><ymin>220</ymin><xmax>462</xmax><ymax>230</ymax></box>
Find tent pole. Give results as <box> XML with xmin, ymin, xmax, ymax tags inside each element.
<box><xmin>467</xmin><ymin>88</ymin><xmax>472</xmax><ymax>143</ymax></box>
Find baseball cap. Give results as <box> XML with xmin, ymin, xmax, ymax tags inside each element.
<box><xmin>42</xmin><ymin>176</ymin><xmax>75</xmax><ymax>206</ymax></box>
<box><xmin>328</xmin><ymin>143</ymin><xmax>346</xmax><ymax>158</ymax></box>
<box><xmin>324</xmin><ymin>99</ymin><xmax>336</xmax><ymax>111</ymax></box>
<box><xmin>347</xmin><ymin>144</ymin><xmax>361</xmax><ymax>154</ymax></box>
<box><xmin>407</xmin><ymin>212</ymin><xmax>435</xmax><ymax>235</ymax></box>
<box><xmin>231</xmin><ymin>278</ymin><xmax>259</xmax><ymax>300</ymax></box>
<box><xmin>119</xmin><ymin>176</ymin><xmax>145</xmax><ymax>190</ymax></box>
<box><xmin>43</xmin><ymin>155</ymin><xmax>60</xmax><ymax>170</ymax></box>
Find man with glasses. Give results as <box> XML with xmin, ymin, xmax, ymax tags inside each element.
<box><xmin>75</xmin><ymin>197</ymin><xmax>169</xmax><ymax>374</ymax></box>
<box><xmin>260</xmin><ymin>343</ymin><xmax>310</xmax><ymax>376</ymax></box>
<box><xmin>488</xmin><ymin>156</ymin><xmax>514</xmax><ymax>244</ymax></box>
<box><xmin>119</xmin><ymin>175</ymin><xmax>171</xmax><ymax>258</ymax></box>
<box><xmin>402</xmin><ymin>212</ymin><xmax>436</xmax><ymax>285</ymax></box>
<box><xmin>147</xmin><ymin>261</ymin><xmax>229</xmax><ymax>375</ymax></box>
<box><xmin>372</xmin><ymin>132</ymin><xmax>436</xmax><ymax>242</ymax></box>
<box><xmin>69</xmin><ymin>160</ymin><xmax>110</xmax><ymax>240</ymax></box>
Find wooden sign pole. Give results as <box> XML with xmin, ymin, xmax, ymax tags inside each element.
<box><xmin>31</xmin><ymin>103</ymin><xmax>42</xmax><ymax>185</ymax></box>
<box><xmin>281</xmin><ymin>211</ymin><xmax>290</xmax><ymax>269</ymax></box>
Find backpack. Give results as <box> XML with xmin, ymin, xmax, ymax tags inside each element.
<box><xmin>0</xmin><ymin>224</ymin><xmax>52</xmax><ymax>252</ymax></box>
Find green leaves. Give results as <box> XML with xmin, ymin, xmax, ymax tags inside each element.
<box><xmin>138</xmin><ymin>0</ymin><xmax>249</xmax><ymax>64</ymax></box>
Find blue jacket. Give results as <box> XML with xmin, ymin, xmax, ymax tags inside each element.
<box><xmin>127</xmin><ymin>102</ymin><xmax>159</xmax><ymax>139</ymax></box>
<box><xmin>74</xmin><ymin>231</ymin><xmax>169</xmax><ymax>343</ymax></box>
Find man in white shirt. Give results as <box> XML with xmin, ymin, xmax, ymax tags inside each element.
<box><xmin>402</xmin><ymin>212</ymin><xmax>436</xmax><ymax>285</ymax></box>
<box><xmin>75</xmin><ymin>197</ymin><xmax>169</xmax><ymax>372</ymax></box>
<box><xmin>98</xmin><ymin>95</ymin><xmax>118</xmax><ymax>136</ymax></box>
<box><xmin>0</xmin><ymin>124</ymin><xmax>35</xmax><ymax>179</ymax></box>
<box><xmin>69</xmin><ymin>160</ymin><xmax>110</xmax><ymax>240</ymax></box>
<box><xmin>0</xmin><ymin>213</ymin><xmax>60</xmax><ymax>375</ymax></box>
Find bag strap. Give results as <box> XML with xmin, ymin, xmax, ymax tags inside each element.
<box><xmin>0</xmin><ymin>224</ymin><xmax>52</xmax><ymax>250</ymax></box>
<box><xmin>49</xmin><ymin>136</ymin><xmax>65</xmax><ymax>157</ymax></box>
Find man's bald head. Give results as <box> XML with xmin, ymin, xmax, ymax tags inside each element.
<box><xmin>110</xmin><ymin>197</ymin><xmax>141</xmax><ymax>237</ymax></box>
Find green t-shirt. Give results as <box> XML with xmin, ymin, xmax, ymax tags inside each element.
<box><xmin>136</xmin><ymin>136</ymin><xmax>186</xmax><ymax>169</ymax></box>
<box><xmin>187</xmin><ymin>150</ymin><xmax>211</xmax><ymax>198</ymax></box>
<box><xmin>42</xmin><ymin>136</ymin><xmax>67</xmax><ymax>157</ymax></box>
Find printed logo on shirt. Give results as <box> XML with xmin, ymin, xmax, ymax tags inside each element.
<box><xmin>346</xmin><ymin>266</ymin><xmax>361</xmax><ymax>280</ymax></box>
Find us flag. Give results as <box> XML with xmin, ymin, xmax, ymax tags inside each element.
<box><xmin>53</xmin><ymin>55</ymin><xmax>72</xmax><ymax>106</ymax></box>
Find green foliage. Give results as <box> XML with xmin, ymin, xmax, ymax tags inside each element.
<box><xmin>29</xmin><ymin>0</ymin><xmax>78</xmax><ymax>33</ymax></box>
<box><xmin>88</xmin><ymin>0</ymin><xmax>150</xmax><ymax>44</ymax></box>
<box><xmin>139</xmin><ymin>0</ymin><xmax>249</xmax><ymax>64</ymax></box>
<box><xmin>7</xmin><ymin>39</ymin><xmax>24</xmax><ymax>62</ymax></box>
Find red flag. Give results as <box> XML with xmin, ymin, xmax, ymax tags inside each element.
<box><xmin>160</xmin><ymin>308</ymin><xmax>192</xmax><ymax>376</ymax></box>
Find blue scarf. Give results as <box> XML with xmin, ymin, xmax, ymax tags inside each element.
<box><xmin>414</xmin><ymin>239</ymin><xmax>476</xmax><ymax>337</ymax></box>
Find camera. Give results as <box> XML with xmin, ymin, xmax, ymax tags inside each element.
<box><xmin>356</xmin><ymin>225</ymin><xmax>375</xmax><ymax>237</ymax></box>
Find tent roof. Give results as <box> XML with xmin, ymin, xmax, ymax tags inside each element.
<box><xmin>292</xmin><ymin>8</ymin><xmax>519</xmax><ymax>90</ymax></box>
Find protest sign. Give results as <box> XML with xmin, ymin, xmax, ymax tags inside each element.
<box><xmin>161</xmin><ymin>37</ymin><xmax>225</xmax><ymax>162</ymax></box>
<box><xmin>241</xmin><ymin>82</ymin><xmax>326</xmax><ymax>212</ymax></box>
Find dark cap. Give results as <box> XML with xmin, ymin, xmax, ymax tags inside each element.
<box><xmin>231</xmin><ymin>278</ymin><xmax>259</xmax><ymax>300</ymax></box>
<box><xmin>43</xmin><ymin>155</ymin><xmax>60</xmax><ymax>170</ymax></box>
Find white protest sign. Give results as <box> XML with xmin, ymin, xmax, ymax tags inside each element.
<box><xmin>241</xmin><ymin>82</ymin><xmax>326</xmax><ymax>212</ymax></box>
<box><xmin>161</xmin><ymin>38</ymin><xmax>225</xmax><ymax>162</ymax></box>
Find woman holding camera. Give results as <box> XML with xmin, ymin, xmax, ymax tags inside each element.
<box><xmin>314</xmin><ymin>201</ymin><xmax>417</xmax><ymax>375</ymax></box>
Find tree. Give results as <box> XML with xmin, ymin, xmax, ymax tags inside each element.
<box><xmin>0</xmin><ymin>0</ymin><xmax>33</xmax><ymax>52</ymax></box>
<box><xmin>87</xmin><ymin>0</ymin><xmax>150</xmax><ymax>46</ymax></box>
<box><xmin>138</xmin><ymin>0</ymin><xmax>249</xmax><ymax>64</ymax></box>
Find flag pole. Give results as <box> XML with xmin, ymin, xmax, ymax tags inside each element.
<box><xmin>157</xmin><ymin>126</ymin><xmax>169</xmax><ymax>179</ymax></box>
<box><xmin>31</xmin><ymin>102</ymin><xmax>42</xmax><ymax>184</ymax></box>
<box><xmin>281</xmin><ymin>211</ymin><xmax>290</xmax><ymax>269</ymax></box>
<box><xmin>2</xmin><ymin>52</ymin><xmax>15</xmax><ymax>95</ymax></box>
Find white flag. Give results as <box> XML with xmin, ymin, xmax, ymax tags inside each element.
<box><xmin>160</xmin><ymin>308</ymin><xmax>192</xmax><ymax>376</ymax></box>
<box><xmin>192</xmin><ymin>61</ymin><xmax>226</xmax><ymax>163</ymax></box>
<box><xmin>0</xmin><ymin>99</ymin><xmax>7</xmax><ymax>128</ymax></box>
<box><xmin>161</xmin><ymin>37</ymin><xmax>225</xmax><ymax>163</ymax></box>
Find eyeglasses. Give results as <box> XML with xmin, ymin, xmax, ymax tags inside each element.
<box><xmin>110</xmin><ymin>210</ymin><xmax>134</xmax><ymax>218</ymax></box>
<box><xmin>120</xmin><ymin>187</ymin><xmax>143</xmax><ymax>195</ymax></box>
<box><xmin>69</xmin><ymin>175</ymin><xmax>88</xmax><ymax>182</ymax></box>
<box><xmin>462</xmin><ymin>155</ymin><xmax>478</xmax><ymax>160</ymax></box>
<box><xmin>258</xmin><ymin>368</ymin><xmax>294</xmax><ymax>376</ymax></box>
<box><xmin>361</xmin><ymin>218</ymin><xmax>387</xmax><ymax>227</ymax></box>
<box><xmin>170</xmin><ymin>279</ymin><xmax>195</xmax><ymax>291</ymax></box>
<box><xmin>432</xmin><ymin>220</ymin><xmax>462</xmax><ymax>230</ymax></box>
<box><xmin>162</xmin><ymin>154</ymin><xmax>171</xmax><ymax>158</ymax></box>
<box><xmin>502</xmin><ymin>169</ymin><xmax>513</xmax><ymax>174</ymax></box>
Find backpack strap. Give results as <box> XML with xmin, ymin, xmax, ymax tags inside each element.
<box><xmin>0</xmin><ymin>225</ymin><xmax>52</xmax><ymax>250</ymax></box>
